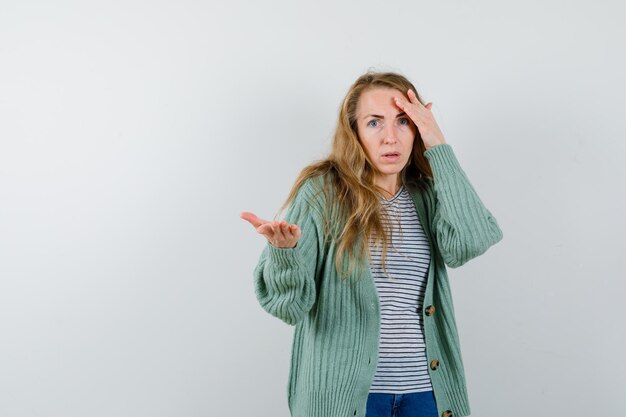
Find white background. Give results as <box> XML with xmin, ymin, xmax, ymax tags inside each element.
<box><xmin>1</xmin><ymin>0</ymin><xmax>625</xmax><ymax>416</ymax></box>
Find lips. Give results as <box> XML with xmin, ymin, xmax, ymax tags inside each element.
<box><xmin>382</xmin><ymin>152</ymin><xmax>401</xmax><ymax>162</ymax></box>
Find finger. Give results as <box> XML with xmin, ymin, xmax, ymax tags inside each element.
<box><xmin>284</xmin><ymin>222</ymin><xmax>298</xmax><ymax>239</ymax></box>
<box><xmin>265</xmin><ymin>223</ymin><xmax>279</xmax><ymax>245</ymax></box>
<box><xmin>394</xmin><ymin>97</ymin><xmax>422</xmax><ymax>126</ymax></box>
<box><xmin>267</xmin><ymin>220</ymin><xmax>288</xmax><ymax>239</ymax></box>
<box><xmin>257</xmin><ymin>223</ymin><xmax>274</xmax><ymax>238</ymax></box>
<box><xmin>287</xmin><ymin>223</ymin><xmax>299</xmax><ymax>237</ymax></box>
<box><xmin>425</xmin><ymin>102</ymin><xmax>433</xmax><ymax>110</ymax></box>
<box><xmin>394</xmin><ymin>96</ymin><xmax>412</xmax><ymax>113</ymax></box>
<box><xmin>393</xmin><ymin>95</ymin><xmax>405</xmax><ymax>109</ymax></box>
<box><xmin>273</xmin><ymin>220</ymin><xmax>287</xmax><ymax>241</ymax></box>
<box><xmin>291</xmin><ymin>224</ymin><xmax>301</xmax><ymax>240</ymax></box>
<box><xmin>407</xmin><ymin>89</ymin><xmax>422</xmax><ymax>106</ymax></box>
<box><xmin>240</xmin><ymin>211</ymin><xmax>269</xmax><ymax>228</ymax></box>
<box><xmin>394</xmin><ymin>95</ymin><xmax>418</xmax><ymax>113</ymax></box>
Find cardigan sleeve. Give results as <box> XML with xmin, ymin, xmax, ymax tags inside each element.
<box><xmin>252</xmin><ymin>180</ymin><xmax>321</xmax><ymax>325</ymax></box>
<box><xmin>423</xmin><ymin>143</ymin><xmax>503</xmax><ymax>268</ymax></box>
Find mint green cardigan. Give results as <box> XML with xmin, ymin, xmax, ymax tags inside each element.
<box><xmin>253</xmin><ymin>144</ymin><xmax>503</xmax><ymax>417</ymax></box>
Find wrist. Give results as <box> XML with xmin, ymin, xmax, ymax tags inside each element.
<box><xmin>424</xmin><ymin>142</ymin><xmax>446</xmax><ymax>152</ymax></box>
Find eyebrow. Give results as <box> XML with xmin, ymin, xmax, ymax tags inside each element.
<box><xmin>362</xmin><ymin>112</ymin><xmax>407</xmax><ymax>120</ymax></box>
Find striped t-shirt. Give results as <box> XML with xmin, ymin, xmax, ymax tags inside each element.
<box><xmin>367</xmin><ymin>184</ymin><xmax>433</xmax><ymax>394</ymax></box>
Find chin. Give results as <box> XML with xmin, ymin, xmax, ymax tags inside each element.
<box><xmin>379</xmin><ymin>168</ymin><xmax>402</xmax><ymax>176</ymax></box>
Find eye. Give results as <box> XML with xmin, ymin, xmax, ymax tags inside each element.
<box><xmin>367</xmin><ymin>120</ymin><xmax>380</xmax><ymax>128</ymax></box>
<box><xmin>399</xmin><ymin>118</ymin><xmax>410</xmax><ymax>125</ymax></box>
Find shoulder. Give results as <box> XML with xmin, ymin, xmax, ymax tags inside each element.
<box><xmin>288</xmin><ymin>174</ymin><xmax>329</xmax><ymax>219</ymax></box>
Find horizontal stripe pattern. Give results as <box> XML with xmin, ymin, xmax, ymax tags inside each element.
<box><xmin>368</xmin><ymin>185</ymin><xmax>433</xmax><ymax>394</ymax></box>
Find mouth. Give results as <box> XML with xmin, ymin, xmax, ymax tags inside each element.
<box><xmin>381</xmin><ymin>152</ymin><xmax>401</xmax><ymax>162</ymax></box>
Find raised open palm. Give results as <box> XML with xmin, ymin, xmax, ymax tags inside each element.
<box><xmin>240</xmin><ymin>211</ymin><xmax>302</xmax><ymax>248</ymax></box>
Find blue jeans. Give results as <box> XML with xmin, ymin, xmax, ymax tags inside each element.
<box><xmin>366</xmin><ymin>391</ymin><xmax>438</xmax><ymax>417</ymax></box>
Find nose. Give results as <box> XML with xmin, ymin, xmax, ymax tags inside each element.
<box><xmin>382</xmin><ymin>123</ymin><xmax>398</xmax><ymax>143</ymax></box>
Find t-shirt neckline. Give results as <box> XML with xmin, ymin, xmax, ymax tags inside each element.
<box><xmin>381</xmin><ymin>185</ymin><xmax>404</xmax><ymax>203</ymax></box>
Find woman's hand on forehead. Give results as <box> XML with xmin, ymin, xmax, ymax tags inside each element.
<box><xmin>393</xmin><ymin>89</ymin><xmax>447</xmax><ymax>150</ymax></box>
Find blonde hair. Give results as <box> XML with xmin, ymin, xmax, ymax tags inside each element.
<box><xmin>275</xmin><ymin>71</ymin><xmax>434</xmax><ymax>281</ymax></box>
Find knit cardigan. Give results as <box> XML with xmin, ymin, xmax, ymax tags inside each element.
<box><xmin>253</xmin><ymin>144</ymin><xmax>503</xmax><ymax>417</ymax></box>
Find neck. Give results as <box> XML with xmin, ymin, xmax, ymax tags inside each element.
<box><xmin>375</xmin><ymin>174</ymin><xmax>401</xmax><ymax>200</ymax></box>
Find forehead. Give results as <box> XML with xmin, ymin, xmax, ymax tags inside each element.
<box><xmin>357</xmin><ymin>87</ymin><xmax>405</xmax><ymax>114</ymax></box>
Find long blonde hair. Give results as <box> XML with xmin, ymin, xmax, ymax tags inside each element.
<box><xmin>275</xmin><ymin>71</ymin><xmax>434</xmax><ymax>281</ymax></box>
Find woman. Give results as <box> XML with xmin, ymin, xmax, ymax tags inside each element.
<box><xmin>240</xmin><ymin>71</ymin><xmax>503</xmax><ymax>417</ymax></box>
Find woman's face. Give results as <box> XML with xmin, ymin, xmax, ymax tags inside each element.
<box><xmin>355</xmin><ymin>87</ymin><xmax>417</xmax><ymax>182</ymax></box>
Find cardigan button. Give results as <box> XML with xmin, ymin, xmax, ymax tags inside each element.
<box><xmin>425</xmin><ymin>305</ymin><xmax>436</xmax><ymax>316</ymax></box>
<box><xmin>430</xmin><ymin>359</ymin><xmax>440</xmax><ymax>370</ymax></box>
<box><xmin>442</xmin><ymin>410</ymin><xmax>453</xmax><ymax>417</ymax></box>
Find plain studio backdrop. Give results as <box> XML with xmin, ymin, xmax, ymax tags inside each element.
<box><xmin>1</xmin><ymin>0</ymin><xmax>625</xmax><ymax>416</ymax></box>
